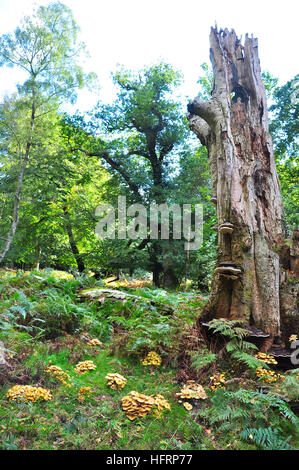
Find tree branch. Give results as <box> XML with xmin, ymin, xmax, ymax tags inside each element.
<box><xmin>187</xmin><ymin>97</ymin><xmax>222</xmax><ymax>129</ymax></box>
<box><xmin>72</xmin><ymin>147</ymin><xmax>142</xmax><ymax>200</ymax></box>
<box><xmin>188</xmin><ymin>115</ymin><xmax>211</xmax><ymax>146</ymax></box>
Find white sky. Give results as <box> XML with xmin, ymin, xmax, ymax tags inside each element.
<box><xmin>0</xmin><ymin>0</ymin><xmax>298</xmax><ymax>112</ymax></box>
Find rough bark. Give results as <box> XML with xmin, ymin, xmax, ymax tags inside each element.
<box><xmin>148</xmin><ymin>240</ymin><xmax>163</xmax><ymax>287</ymax></box>
<box><xmin>188</xmin><ymin>27</ymin><xmax>298</xmax><ymax>347</ymax></box>
<box><xmin>279</xmin><ymin>230</ymin><xmax>299</xmax><ymax>347</ymax></box>
<box><xmin>163</xmin><ymin>260</ymin><xmax>180</xmax><ymax>289</ymax></box>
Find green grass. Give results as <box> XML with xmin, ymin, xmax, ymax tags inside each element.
<box><xmin>0</xmin><ymin>343</ymin><xmax>210</xmax><ymax>450</ymax></box>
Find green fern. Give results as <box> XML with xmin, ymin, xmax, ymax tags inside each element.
<box><xmin>201</xmin><ymin>387</ymin><xmax>298</xmax><ymax>427</ymax></box>
<box><xmin>231</xmin><ymin>351</ymin><xmax>266</xmax><ymax>369</ymax></box>
<box><xmin>208</xmin><ymin>319</ymin><xmax>273</xmax><ymax>370</ymax></box>
<box><xmin>208</xmin><ymin>318</ymin><xmax>249</xmax><ymax>339</ymax></box>
<box><xmin>189</xmin><ymin>348</ymin><xmax>217</xmax><ymax>371</ymax></box>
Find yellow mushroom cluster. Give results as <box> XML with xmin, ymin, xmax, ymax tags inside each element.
<box><xmin>254</xmin><ymin>352</ymin><xmax>278</xmax><ymax>365</ymax></box>
<box><xmin>289</xmin><ymin>334</ymin><xmax>298</xmax><ymax>343</ymax></box>
<box><xmin>121</xmin><ymin>391</ymin><xmax>170</xmax><ymax>420</ymax></box>
<box><xmin>105</xmin><ymin>373</ymin><xmax>127</xmax><ymax>390</ymax></box>
<box><xmin>78</xmin><ymin>386</ymin><xmax>92</xmax><ymax>402</ymax></box>
<box><xmin>7</xmin><ymin>385</ymin><xmax>52</xmax><ymax>403</ymax></box>
<box><xmin>210</xmin><ymin>373</ymin><xmax>226</xmax><ymax>391</ymax></box>
<box><xmin>45</xmin><ymin>365</ymin><xmax>72</xmax><ymax>386</ymax></box>
<box><xmin>74</xmin><ymin>360</ymin><xmax>96</xmax><ymax>374</ymax></box>
<box><xmin>176</xmin><ymin>381</ymin><xmax>207</xmax><ymax>403</ymax></box>
<box><xmin>153</xmin><ymin>394</ymin><xmax>171</xmax><ymax>411</ymax></box>
<box><xmin>141</xmin><ymin>351</ymin><xmax>162</xmax><ymax>367</ymax></box>
<box><xmin>255</xmin><ymin>367</ymin><xmax>284</xmax><ymax>383</ymax></box>
<box><xmin>87</xmin><ymin>338</ymin><xmax>102</xmax><ymax>347</ymax></box>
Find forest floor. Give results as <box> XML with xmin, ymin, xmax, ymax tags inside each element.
<box><xmin>0</xmin><ymin>269</ymin><xmax>298</xmax><ymax>451</ymax></box>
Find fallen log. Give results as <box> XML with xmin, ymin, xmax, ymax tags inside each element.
<box><xmin>78</xmin><ymin>288</ymin><xmax>174</xmax><ymax>315</ymax></box>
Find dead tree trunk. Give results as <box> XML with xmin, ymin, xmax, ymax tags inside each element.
<box><xmin>188</xmin><ymin>27</ymin><xmax>298</xmax><ymax>348</ymax></box>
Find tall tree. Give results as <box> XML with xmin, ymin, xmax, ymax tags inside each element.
<box><xmin>0</xmin><ymin>105</ymin><xmax>111</xmax><ymax>272</ymax></box>
<box><xmin>0</xmin><ymin>1</ymin><xmax>95</xmax><ymax>263</ymax></box>
<box><xmin>66</xmin><ymin>63</ymin><xmax>191</xmax><ymax>287</ymax></box>
<box><xmin>188</xmin><ymin>27</ymin><xmax>298</xmax><ymax>349</ymax></box>
<box><xmin>269</xmin><ymin>75</ymin><xmax>299</xmax><ymax>230</ymax></box>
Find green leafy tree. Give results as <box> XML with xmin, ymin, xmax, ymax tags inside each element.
<box><xmin>65</xmin><ymin>63</ymin><xmax>198</xmax><ymax>287</ymax></box>
<box><xmin>1</xmin><ymin>108</ymin><xmax>112</xmax><ymax>272</ymax></box>
<box><xmin>0</xmin><ymin>1</ymin><xmax>95</xmax><ymax>263</ymax></box>
<box><xmin>269</xmin><ymin>75</ymin><xmax>299</xmax><ymax>229</ymax></box>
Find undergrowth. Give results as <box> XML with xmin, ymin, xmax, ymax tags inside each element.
<box><xmin>0</xmin><ymin>269</ymin><xmax>298</xmax><ymax>451</ymax></box>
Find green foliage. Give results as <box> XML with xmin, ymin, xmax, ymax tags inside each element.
<box><xmin>33</xmin><ymin>288</ymin><xmax>85</xmax><ymax>338</ymax></box>
<box><xmin>96</xmin><ymin>297</ymin><xmax>176</xmax><ymax>355</ymax></box>
<box><xmin>0</xmin><ymin>1</ymin><xmax>95</xmax><ymax>103</ymax></box>
<box><xmin>278</xmin><ymin>369</ymin><xmax>299</xmax><ymax>401</ymax></box>
<box><xmin>240</xmin><ymin>427</ymin><xmax>293</xmax><ymax>450</ymax></box>
<box><xmin>0</xmin><ymin>343</ymin><xmax>208</xmax><ymax>451</ymax></box>
<box><xmin>62</xmin><ymin>61</ymin><xmax>211</xmax><ymax>286</ymax></box>
<box><xmin>0</xmin><ymin>271</ymin><xmax>298</xmax><ymax>451</ymax></box>
<box><xmin>0</xmin><ymin>270</ymin><xmax>107</xmax><ymax>340</ymax></box>
<box><xmin>262</xmin><ymin>71</ymin><xmax>279</xmax><ymax>100</ymax></box>
<box><xmin>189</xmin><ymin>347</ymin><xmax>217</xmax><ymax>371</ymax></box>
<box><xmin>208</xmin><ymin>319</ymin><xmax>264</xmax><ymax>370</ymax></box>
<box><xmin>269</xmin><ymin>74</ymin><xmax>299</xmax><ymax>230</ymax></box>
<box><xmin>0</xmin><ymin>288</ymin><xmax>43</xmax><ymax>338</ymax></box>
<box><xmin>270</xmin><ymin>74</ymin><xmax>299</xmax><ymax>159</ymax></box>
<box><xmin>208</xmin><ymin>318</ymin><xmax>249</xmax><ymax>339</ymax></box>
<box><xmin>200</xmin><ymin>388</ymin><xmax>298</xmax><ymax>449</ymax></box>
<box><xmin>196</xmin><ymin>62</ymin><xmax>213</xmax><ymax>99</ymax></box>
<box><xmin>0</xmin><ymin>2</ymin><xmax>98</xmax><ymax>267</ymax></box>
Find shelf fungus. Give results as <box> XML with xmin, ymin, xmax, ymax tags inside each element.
<box><xmin>219</xmin><ymin>222</ymin><xmax>234</xmax><ymax>234</ymax></box>
<box><xmin>210</xmin><ymin>196</ymin><xmax>217</xmax><ymax>205</ymax></box>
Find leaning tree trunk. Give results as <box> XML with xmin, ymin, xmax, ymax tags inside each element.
<box><xmin>188</xmin><ymin>27</ymin><xmax>298</xmax><ymax>348</ymax></box>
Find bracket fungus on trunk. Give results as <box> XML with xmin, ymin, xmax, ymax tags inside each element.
<box><xmin>188</xmin><ymin>26</ymin><xmax>299</xmax><ymax>350</ymax></box>
<box><xmin>219</xmin><ymin>222</ymin><xmax>234</xmax><ymax>235</ymax></box>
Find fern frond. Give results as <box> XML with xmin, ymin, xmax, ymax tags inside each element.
<box><xmin>240</xmin><ymin>427</ymin><xmax>294</xmax><ymax>450</ymax></box>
